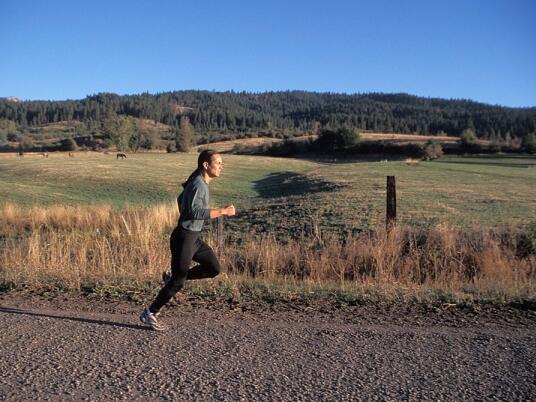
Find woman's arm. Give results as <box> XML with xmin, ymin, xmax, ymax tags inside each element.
<box><xmin>209</xmin><ymin>205</ymin><xmax>236</xmax><ymax>219</ymax></box>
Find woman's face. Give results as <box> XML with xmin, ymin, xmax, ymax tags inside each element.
<box><xmin>204</xmin><ymin>154</ymin><xmax>223</xmax><ymax>178</ymax></box>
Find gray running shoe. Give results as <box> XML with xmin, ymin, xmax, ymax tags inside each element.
<box><xmin>139</xmin><ymin>307</ymin><xmax>166</xmax><ymax>331</ymax></box>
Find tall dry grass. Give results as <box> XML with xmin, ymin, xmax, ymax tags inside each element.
<box><xmin>0</xmin><ymin>203</ymin><xmax>176</xmax><ymax>289</ymax></box>
<box><xmin>1</xmin><ymin>203</ymin><xmax>534</xmax><ymax>301</ymax></box>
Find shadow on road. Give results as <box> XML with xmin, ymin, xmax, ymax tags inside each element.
<box><xmin>0</xmin><ymin>306</ymin><xmax>150</xmax><ymax>331</ymax></box>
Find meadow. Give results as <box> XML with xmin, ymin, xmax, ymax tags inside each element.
<box><xmin>1</xmin><ymin>152</ymin><xmax>535</xmax><ymax>232</ymax></box>
<box><xmin>1</xmin><ymin>152</ymin><xmax>535</xmax><ymax>303</ymax></box>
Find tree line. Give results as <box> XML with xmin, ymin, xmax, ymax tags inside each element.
<box><xmin>1</xmin><ymin>91</ymin><xmax>535</xmax><ymax>143</ymax></box>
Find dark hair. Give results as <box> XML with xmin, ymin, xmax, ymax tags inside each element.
<box><xmin>181</xmin><ymin>149</ymin><xmax>219</xmax><ymax>188</ymax></box>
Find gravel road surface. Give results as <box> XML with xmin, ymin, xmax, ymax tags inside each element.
<box><xmin>1</xmin><ymin>293</ymin><xmax>535</xmax><ymax>401</ymax></box>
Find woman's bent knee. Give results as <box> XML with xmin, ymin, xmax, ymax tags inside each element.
<box><xmin>209</xmin><ymin>260</ymin><xmax>221</xmax><ymax>278</ymax></box>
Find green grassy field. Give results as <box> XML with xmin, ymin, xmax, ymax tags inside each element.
<box><xmin>1</xmin><ymin>152</ymin><xmax>535</xmax><ymax>237</ymax></box>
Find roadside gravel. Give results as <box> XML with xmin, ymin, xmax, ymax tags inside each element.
<box><xmin>1</xmin><ymin>293</ymin><xmax>535</xmax><ymax>401</ymax></box>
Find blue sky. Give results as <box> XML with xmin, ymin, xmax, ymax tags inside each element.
<box><xmin>1</xmin><ymin>0</ymin><xmax>535</xmax><ymax>107</ymax></box>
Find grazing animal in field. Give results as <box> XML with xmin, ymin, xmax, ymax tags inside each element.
<box><xmin>42</xmin><ymin>152</ymin><xmax>48</xmax><ymax>158</ymax></box>
<box><xmin>68</xmin><ymin>152</ymin><xmax>74</xmax><ymax>157</ymax></box>
<box><xmin>117</xmin><ymin>153</ymin><xmax>127</xmax><ymax>159</ymax></box>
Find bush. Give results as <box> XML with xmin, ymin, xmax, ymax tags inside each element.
<box><xmin>488</xmin><ymin>142</ymin><xmax>503</xmax><ymax>153</ymax></box>
<box><xmin>314</xmin><ymin>127</ymin><xmax>360</xmax><ymax>151</ymax></box>
<box><xmin>349</xmin><ymin>141</ymin><xmax>424</xmax><ymax>158</ymax></box>
<box><xmin>422</xmin><ymin>141</ymin><xmax>443</xmax><ymax>160</ymax></box>
<box><xmin>460</xmin><ymin>128</ymin><xmax>480</xmax><ymax>153</ymax></box>
<box><xmin>59</xmin><ymin>137</ymin><xmax>78</xmax><ymax>152</ymax></box>
<box><xmin>166</xmin><ymin>142</ymin><xmax>177</xmax><ymax>153</ymax></box>
<box><xmin>7</xmin><ymin>132</ymin><xmax>20</xmax><ymax>142</ymax></box>
<box><xmin>522</xmin><ymin>133</ymin><xmax>536</xmax><ymax>154</ymax></box>
<box><xmin>460</xmin><ymin>128</ymin><xmax>477</xmax><ymax>144</ymax></box>
<box><xmin>266</xmin><ymin>139</ymin><xmax>298</xmax><ymax>156</ymax></box>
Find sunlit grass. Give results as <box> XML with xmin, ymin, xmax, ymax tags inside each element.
<box><xmin>1</xmin><ymin>152</ymin><xmax>535</xmax><ymax>234</ymax></box>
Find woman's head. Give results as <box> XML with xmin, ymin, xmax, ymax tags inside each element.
<box><xmin>197</xmin><ymin>150</ymin><xmax>222</xmax><ymax>177</ymax></box>
<box><xmin>182</xmin><ymin>149</ymin><xmax>222</xmax><ymax>188</ymax></box>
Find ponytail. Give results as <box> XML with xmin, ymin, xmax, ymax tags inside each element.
<box><xmin>181</xmin><ymin>168</ymin><xmax>201</xmax><ymax>189</ymax></box>
<box><xmin>181</xmin><ymin>149</ymin><xmax>218</xmax><ymax>189</ymax></box>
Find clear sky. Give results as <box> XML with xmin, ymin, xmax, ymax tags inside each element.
<box><xmin>1</xmin><ymin>0</ymin><xmax>535</xmax><ymax>107</ymax></box>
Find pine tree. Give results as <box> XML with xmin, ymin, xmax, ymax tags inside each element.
<box><xmin>101</xmin><ymin>104</ymin><xmax>119</xmax><ymax>146</ymax></box>
<box><xmin>175</xmin><ymin>116</ymin><xmax>194</xmax><ymax>152</ymax></box>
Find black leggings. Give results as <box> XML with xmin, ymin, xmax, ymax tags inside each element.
<box><xmin>149</xmin><ymin>226</ymin><xmax>221</xmax><ymax>313</ymax></box>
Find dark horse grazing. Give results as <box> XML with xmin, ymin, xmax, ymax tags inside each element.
<box><xmin>116</xmin><ymin>153</ymin><xmax>127</xmax><ymax>159</ymax></box>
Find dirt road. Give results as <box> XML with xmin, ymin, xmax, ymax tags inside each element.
<box><xmin>1</xmin><ymin>293</ymin><xmax>535</xmax><ymax>401</ymax></box>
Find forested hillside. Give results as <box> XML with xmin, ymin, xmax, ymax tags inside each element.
<box><xmin>1</xmin><ymin>91</ymin><xmax>535</xmax><ymax>141</ymax></box>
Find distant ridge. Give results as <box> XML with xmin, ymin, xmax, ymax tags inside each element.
<box><xmin>1</xmin><ymin>91</ymin><xmax>535</xmax><ymax>138</ymax></box>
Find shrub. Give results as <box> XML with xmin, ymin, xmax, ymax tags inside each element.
<box><xmin>314</xmin><ymin>127</ymin><xmax>360</xmax><ymax>151</ymax></box>
<box><xmin>460</xmin><ymin>128</ymin><xmax>480</xmax><ymax>153</ymax></box>
<box><xmin>7</xmin><ymin>132</ymin><xmax>20</xmax><ymax>142</ymax></box>
<box><xmin>522</xmin><ymin>133</ymin><xmax>536</xmax><ymax>154</ymax></box>
<box><xmin>166</xmin><ymin>142</ymin><xmax>177</xmax><ymax>153</ymax></box>
<box><xmin>267</xmin><ymin>139</ymin><xmax>298</xmax><ymax>156</ymax></box>
<box><xmin>460</xmin><ymin>128</ymin><xmax>478</xmax><ymax>144</ymax></box>
<box><xmin>59</xmin><ymin>137</ymin><xmax>78</xmax><ymax>152</ymax></box>
<box><xmin>488</xmin><ymin>142</ymin><xmax>502</xmax><ymax>154</ymax></box>
<box><xmin>422</xmin><ymin>141</ymin><xmax>443</xmax><ymax>160</ymax></box>
<box><xmin>349</xmin><ymin>141</ymin><xmax>424</xmax><ymax>158</ymax></box>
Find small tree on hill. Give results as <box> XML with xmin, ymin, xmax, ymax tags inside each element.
<box><xmin>116</xmin><ymin>116</ymin><xmax>134</xmax><ymax>151</ymax></box>
<box><xmin>20</xmin><ymin>135</ymin><xmax>34</xmax><ymax>152</ymax></box>
<box><xmin>460</xmin><ymin>128</ymin><xmax>477</xmax><ymax>144</ymax></box>
<box><xmin>0</xmin><ymin>119</ymin><xmax>17</xmax><ymax>143</ymax></box>
<box><xmin>101</xmin><ymin>104</ymin><xmax>119</xmax><ymax>147</ymax></box>
<box><xmin>175</xmin><ymin>116</ymin><xmax>194</xmax><ymax>152</ymax></box>
<box><xmin>128</xmin><ymin>120</ymin><xmax>141</xmax><ymax>152</ymax></box>
<box><xmin>139</xmin><ymin>126</ymin><xmax>158</xmax><ymax>150</ymax></box>
<box><xmin>315</xmin><ymin>127</ymin><xmax>360</xmax><ymax>152</ymax></box>
<box><xmin>460</xmin><ymin>128</ymin><xmax>478</xmax><ymax>153</ymax></box>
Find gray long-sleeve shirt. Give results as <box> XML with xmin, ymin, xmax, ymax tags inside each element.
<box><xmin>178</xmin><ymin>175</ymin><xmax>210</xmax><ymax>232</ymax></box>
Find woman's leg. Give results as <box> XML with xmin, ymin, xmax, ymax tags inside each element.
<box><xmin>149</xmin><ymin>229</ymin><xmax>197</xmax><ymax>314</ymax></box>
<box><xmin>187</xmin><ymin>238</ymin><xmax>221</xmax><ymax>280</ymax></box>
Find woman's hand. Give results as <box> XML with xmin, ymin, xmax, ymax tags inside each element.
<box><xmin>210</xmin><ymin>205</ymin><xmax>236</xmax><ymax>219</ymax></box>
<box><xmin>225</xmin><ymin>205</ymin><xmax>236</xmax><ymax>216</ymax></box>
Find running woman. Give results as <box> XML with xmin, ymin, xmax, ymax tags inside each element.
<box><xmin>140</xmin><ymin>150</ymin><xmax>235</xmax><ymax>330</ymax></box>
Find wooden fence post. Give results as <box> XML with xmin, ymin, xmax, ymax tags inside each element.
<box><xmin>386</xmin><ymin>176</ymin><xmax>397</xmax><ymax>228</ymax></box>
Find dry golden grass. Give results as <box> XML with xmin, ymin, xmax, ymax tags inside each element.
<box><xmin>39</xmin><ymin>121</ymin><xmax>84</xmax><ymax>131</ymax></box>
<box><xmin>193</xmin><ymin>132</ymin><xmax>460</xmax><ymax>154</ymax></box>
<box><xmin>0</xmin><ymin>203</ymin><xmax>176</xmax><ymax>289</ymax></box>
<box><xmin>0</xmin><ymin>150</ymin><xmax>102</xmax><ymax>159</ymax></box>
<box><xmin>405</xmin><ymin>158</ymin><xmax>419</xmax><ymax>166</ymax></box>
<box><xmin>361</xmin><ymin>132</ymin><xmax>459</xmax><ymax>143</ymax></box>
<box><xmin>289</xmin><ymin>132</ymin><xmax>459</xmax><ymax>144</ymax></box>
<box><xmin>137</xmin><ymin>119</ymin><xmax>173</xmax><ymax>133</ymax></box>
<box><xmin>1</xmin><ymin>203</ymin><xmax>534</xmax><ymax>302</ymax></box>
<box><xmin>195</xmin><ymin>137</ymin><xmax>280</xmax><ymax>153</ymax></box>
